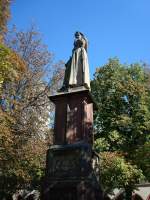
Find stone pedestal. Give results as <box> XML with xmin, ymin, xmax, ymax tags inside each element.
<box><xmin>41</xmin><ymin>87</ymin><xmax>103</xmax><ymax>200</ymax></box>
<box><xmin>50</xmin><ymin>87</ymin><xmax>96</xmax><ymax>145</ymax></box>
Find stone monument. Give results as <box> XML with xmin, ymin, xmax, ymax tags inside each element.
<box><xmin>41</xmin><ymin>32</ymin><xmax>103</xmax><ymax>200</ymax></box>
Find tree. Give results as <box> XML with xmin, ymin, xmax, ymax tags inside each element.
<box><xmin>91</xmin><ymin>58</ymin><xmax>150</xmax><ymax>199</ymax></box>
<box><xmin>99</xmin><ymin>152</ymin><xmax>144</xmax><ymax>199</ymax></box>
<box><xmin>133</xmin><ymin>141</ymin><xmax>150</xmax><ymax>181</ymax></box>
<box><xmin>0</xmin><ymin>26</ymin><xmax>64</xmax><ymax>196</ymax></box>
<box><xmin>0</xmin><ymin>0</ymin><xmax>11</xmax><ymax>41</ymax></box>
<box><xmin>0</xmin><ymin>43</ymin><xmax>26</xmax><ymax>93</ymax></box>
<box><xmin>0</xmin><ymin>1</ymin><xmax>64</xmax><ymax>195</ymax></box>
<box><xmin>4</xmin><ymin>25</ymin><xmax>64</xmax><ymax>138</ymax></box>
<box><xmin>0</xmin><ymin>44</ymin><xmax>27</xmax><ymax>197</ymax></box>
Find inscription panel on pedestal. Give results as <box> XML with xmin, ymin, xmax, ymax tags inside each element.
<box><xmin>47</xmin><ymin>150</ymin><xmax>80</xmax><ymax>177</ymax></box>
<box><xmin>47</xmin><ymin>147</ymin><xmax>91</xmax><ymax>178</ymax></box>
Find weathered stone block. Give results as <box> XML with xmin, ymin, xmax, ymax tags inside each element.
<box><xmin>41</xmin><ymin>143</ymin><xmax>103</xmax><ymax>200</ymax></box>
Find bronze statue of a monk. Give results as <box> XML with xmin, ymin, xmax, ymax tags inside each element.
<box><xmin>59</xmin><ymin>32</ymin><xmax>90</xmax><ymax>91</ymax></box>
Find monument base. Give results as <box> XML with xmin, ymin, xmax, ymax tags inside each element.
<box><xmin>49</xmin><ymin>86</ymin><xmax>97</xmax><ymax>145</ymax></box>
<box><xmin>41</xmin><ymin>143</ymin><xmax>103</xmax><ymax>200</ymax></box>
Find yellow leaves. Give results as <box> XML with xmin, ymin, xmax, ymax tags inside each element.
<box><xmin>0</xmin><ymin>110</ymin><xmax>16</xmax><ymax>180</ymax></box>
<box><xmin>117</xmin><ymin>114</ymin><xmax>132</xmax><ymax>126</ymax></box>
<box><xmin>0</xmin><ymin>44</ymin><xmax>26</xmax><ymax>93</ymax></box>
<box><xmin>0</xmin><ymin>0</ymin><xmax>11</xmax><ymax>40</ymax></box>
<box><xmin>8</xmin><ymin>50</ymin><xmax>26</xmax><ymax>72</ymax></box>
<box><xmin>14</xmin><ymin>169</ymin><xmax>31</xmax><ymax>181</ymax></box>
<box><xmin>0</xmin><ymin>109</ymin><xmax>13</xmax><ymax>133</ymax></box>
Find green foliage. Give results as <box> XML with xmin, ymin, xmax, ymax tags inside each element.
<box><xmin>100</xmin><ymin>152</ymin><xmax>144</xmax><ymax>194</ymax></box>
<box><xmin>0</xmin><ymin>44</ymin><xmax>13</xmax><ymax>90</ymax></box>
<box><xmin>133</xmin><ymin>141</ymin><xmax>150</xmax><ymax>181</ymax></box>
<box><xmin>92</xmin><ymin>58</ymin><xmax>150</xmax><ymax>152</ymax></box>
<box><xmin>91</xmin><ymin>58</ymin><xmax>150</xmax><ymax>197</ymax></box>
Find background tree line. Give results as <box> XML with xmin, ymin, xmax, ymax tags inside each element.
<box><xmin>91</xmin><ymin>58</ymin><xmax>150</xmax><ymax>199</ymax></box>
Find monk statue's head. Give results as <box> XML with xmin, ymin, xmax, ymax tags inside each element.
<box><xmin>75</xmin><ymin>31</ymin><xmax>84</xmax><ymax>40</ymax></box>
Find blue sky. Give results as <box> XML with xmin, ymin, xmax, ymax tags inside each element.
<box><xmin>10</xmin><ymin>0</ymin><xmax>150</xmax><ymax>78</ymax></box>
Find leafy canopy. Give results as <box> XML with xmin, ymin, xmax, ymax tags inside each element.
<box><xmin>91</xmin><ymin>58</ymin><xmax>150</xmax><ymax>197</ymax></box>
<box><xmin>91</xmin><ymin>58</ymin><xmax>150</xmax><ymax>153</ymax></box>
